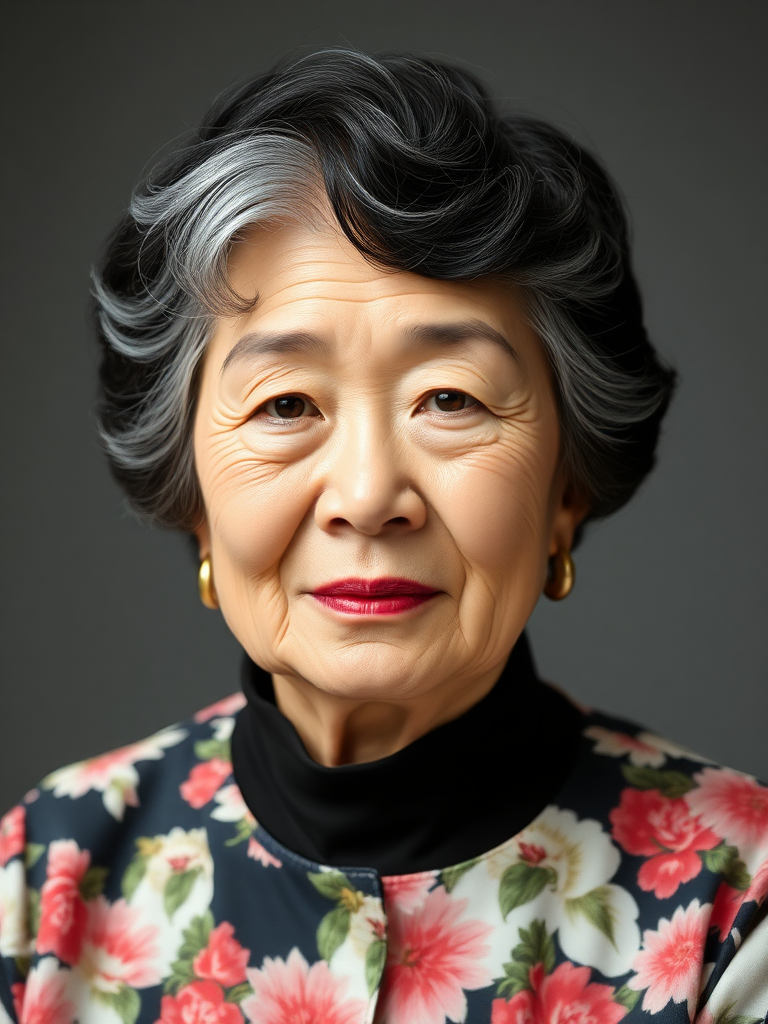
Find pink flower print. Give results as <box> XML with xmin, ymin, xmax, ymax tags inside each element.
<box><xmin>247</xmin><ymin>837</ymin><xmax>282</xmax><ymax>868</ymax></box>
<box><xmin>243</xmin><ymin>947</ymin><xmax>366</xmax><ymax>1024</ymax></box>
<box><xmin>180</xmin><ymin>758</ymin><xmax>232</xmax><ymax>809</ymax></box>
<box><xmin>709</xmin><ymin>882</ymin><xmax>743</xmax><ymax>940</ymax></box>
<box><xmin>193</xmin><ymin>921</ymin><xmax>250</xmax><ymax>988</ymax></box>
<box><xmin>382</xmin><ymin>872</ymin><xmax>434</xmax><ymax>914</ymax></box>
<box><xmin>686</xmin><ymin>768</ymin><xmax>768</xmax><ymax>852</ymax></box>
<box><xmin>491</xmin><ymin>961</ymin><xmax>627</xmax><ymax>1024</ymax></box>
<box><xmin>710</xmin><ymin>855</ymin><xmax>768</xmax><ymax>940</ymax></box>
<box><xmin>36</xmin><ymin>839</ymin><xmax>90</xmax><ymax>964</ymax></box>
<box><xmin>629</xmin><ymin>898</ymin><xmax>710</xmax><ymax>1015</ymax></box>
<box><xmin>12</xmin><ymin>981</ymin><xmax>24</xmax><ymax>1020</ymax></box>
<box><xmin>79</xmin><ymin>895</ymin><xmax>161</xmax><ymax>992</ymax></box>
<box><xmin>13</xmin><ymin>956</ymin><xmax>76</xmax><ymax>1024</ymax></box>
<box><xmin>0</xmin><ymin>806</ymin><xmax>25</xmax><ymax>867</ymax></box>
<box><xmin>155</xmin><ymin>980</ymin><xmax>244</xmax><ymax>1023</ymax></box>
<box><xmin>375</xmin><ymin>886</ymin><xmax>492</xmax><ymax>1024</ymax></box>
<box><xmin>747</xmin><ymin>855</ymin><xmax>768</xmax><ymax>905</ymax></box>
<box><xmin>610</xmin><ymin>788</ymin><xmax>721</xmax><ymax>898</ymax></box>
<box><xmin>194</xmin><ymin>693</ymin><xmax>247</xmax><ymax>722</ymax></box>
<box><xmin>42</xmin><ymin>727</ymin><xmax>185</xmax><ymax>820</ymax></box>
<box><xmin>211</xmin><ymin>784</ymin><xmax>255</xmax><ymax>825</ymax></box>
<box><xmin>584</xmin><ymin>726</ymin><xmax>689</xmax><ymax>768</ymax></box>
<box><xmin>518</xmin><ymin>842</ymin><xmax>547</xmax><ymax>867</ymax></box>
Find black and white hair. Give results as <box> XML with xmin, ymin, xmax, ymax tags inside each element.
<box><xmin>94</xmin><ymin>49</ymin><xmax>675</xmax><ymax>533</ymax></box>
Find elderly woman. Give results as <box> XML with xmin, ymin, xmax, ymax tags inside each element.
<box><xmin>1</xmin><ymin>50</ymin><xmax>766</xmax><ymax>1024</ymax></box>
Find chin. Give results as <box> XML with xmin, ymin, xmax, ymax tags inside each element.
<box><xmin>295</xmin><ymin>643</ymin><xmax>433</xmax><ymax>702</ymax></box>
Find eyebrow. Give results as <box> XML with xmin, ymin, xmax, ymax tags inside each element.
<box><xmin>221</xmin><ymin>330</ymin><xmax>331</xmax><ymax>375</ymax></box>
<box><xmin>220</xmin><ymin>317</ymin><xmax>517</xmax><ymax>375</ymax></box>
<box><xmin>402</xmin><ymin>319</ymin><xmax>518</xmax><ymax>360</ymax></box>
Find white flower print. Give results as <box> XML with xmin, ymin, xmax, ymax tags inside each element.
<box><xmin>12</xmin><ymin>956</ymin><xmax>76</xmax><ymax>1024</ymax></box>
<box><xmin>126</xmin><ymin>827</ymin><xmax>214</xmax><ymax>976</ymax></box>
<box><xmin>584</xmin><ymin>725</ymin><xmax>705</xmax><ymax>768</ymax></box>
<box><xmin>193</xmin><ymin>692</ymin><xmax>246</xmax><ymax>723</ymax></box>
<box><xmin>0</xmin><ymin>859</ymin><xmax>30</xmax><ymax>957</ymax></box>
<box><xmin>210</xmin><ymin>783</ymin><xmax>256</xmax><ymax>825</ymax></box>
<box><xmin>458</xmin><ymin>806</ymin><xmax>641</xmax><ymax>978</ymax></box>
<box><xmin>348</xmin><ymin>894</ymin><xmax>387</xmax><ymax>958</ymax></box>
<box><xmin>41</xmin><ymin>727</ymin><xmax>187</xmax><ymax>820</ymax></box>
<box><xmin>210</xmin><ymin>716</ymin><xmax>236</xmax><ymax>742</ymax></box>
<box><xmin>325</xmin><ymin>892</ymin><xmax>388</xmax><ymax>1006</ymax></box>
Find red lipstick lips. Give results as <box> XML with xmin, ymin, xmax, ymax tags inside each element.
<box><xmin>311</xmin><ymin>577</ymin><xmax>439</xmax><ymax>616</ymax></box>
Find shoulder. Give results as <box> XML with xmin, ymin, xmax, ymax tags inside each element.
<box><xmin>5</xmin><ymin>691</ymin><xmax>247</xmax><ymax>855</ymax></box>
<box><xmin>575</xmin><ymin>705</ymin><xmax>768</xmax><ymax>1019</ymax></box>
<box><xmin>578</xmin><ymin>704</ymin><xmax>768</xmax><ymax>879</ymax></box>
<box><xmin>0</xmin><ymin>693</ymin><xmax>249</xmax><ymax>1022</ymax></box>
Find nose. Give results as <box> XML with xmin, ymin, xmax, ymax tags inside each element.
<box><xmin>313</xmin><ymin>418</ymin><xmax>427</xmax><ymax>536</ymax></box>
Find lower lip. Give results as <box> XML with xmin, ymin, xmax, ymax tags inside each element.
<box><xmin>312</xmin><ymin>594</ymin><xmax>437</xmax><ymax>616</ymax></box>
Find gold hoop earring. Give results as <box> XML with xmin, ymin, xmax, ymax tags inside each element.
<box><xmin>198</xmin><ymin>557</ymin><xmax>219</xmax><ymax>610</ymax></box>
<box><xmin>544</xmin><ymin>548</ymin><xmax>575</xmax><ymax>601</ymax></box>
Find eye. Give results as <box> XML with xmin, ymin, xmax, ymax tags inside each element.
<box><xmin>259</xmin><ymin>394</ymin><xmax>320</xmax><ymax>419</ymax></box>
<box><xmin>421</xmin><ymin>390</ymin><xmax>480</xmax><ymax>413</ymax></box>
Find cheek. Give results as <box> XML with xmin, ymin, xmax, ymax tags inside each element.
<box><xmin>213</xmin><ymin>468</ymin><xmax>313</xmax><ymax>579</ymax></box>
<box><xmin>434</xmin><ymin>432</ymin><xmax>558</xmax><ymax>578</ymax></box>
<box><xmin>195</xmin><ymin>413</ymin><xmax>313</xmax><ymax>581</ymax></box>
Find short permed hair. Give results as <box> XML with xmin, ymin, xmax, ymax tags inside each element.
<box><xmin>94</xmin><ymin>48</ymin><xmax>675</xmax><ymax>532</ymax></box>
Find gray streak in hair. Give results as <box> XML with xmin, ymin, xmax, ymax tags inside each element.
<box><xmin>93</xmin><ymin>49</ymin><xmax>675</xmax><ymax>533</ymax></box>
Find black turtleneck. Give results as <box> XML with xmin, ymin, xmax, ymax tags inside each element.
<box><xmin>231</xmin><ymin>634</ymin><xmax>584</xmax><ymax>875</ymax></box>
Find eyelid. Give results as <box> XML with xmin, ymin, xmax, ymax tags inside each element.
<box><xmin>255</xmin><ymin>393</ymin><xmax>321</xmax><ymax>419</ymax></box>
<box><xmin>418</xmin><ymin>389</ymin><xmax>482</xmax><ymax>414</ymax></box>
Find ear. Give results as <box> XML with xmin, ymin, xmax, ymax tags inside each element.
<box><xmin>193</xmin><ymin>517</ymin><xmax>212</xmax><ymax>561</ymax></box>
<box><xmin>548</xmin><ymin>475</ymin><xmax>590</xmax><ymax>557</ymax></box>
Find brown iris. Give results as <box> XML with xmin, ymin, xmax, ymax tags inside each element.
<box><xmin>434</xmin><ymin>390</ymin><xmax>468</xmax><ymax>411</ymax></box>
<box><xmin>273</xmin><ymin>395</ymin><xmax>306</xmax><ymax>418</ymax></box>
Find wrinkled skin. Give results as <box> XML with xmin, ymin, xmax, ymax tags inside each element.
<box><xmin>193</xmin><ymin>217</ymin><xmax>587</xmax><ymax>765</ymax></box>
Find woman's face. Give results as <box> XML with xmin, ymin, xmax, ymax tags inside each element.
<box><xmin>193</xmin><ymin>218</ymin><xmax>585</xmax><ymax>703</ymax></box>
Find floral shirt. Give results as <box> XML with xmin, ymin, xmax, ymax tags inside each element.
<box><xmin>1</xmin><ymin>694</ymin><xmax>766</xmax><ymax>1024</ymax></box>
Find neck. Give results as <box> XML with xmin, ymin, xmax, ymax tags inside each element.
<box><xmin>231</xmin><ymin>632</ymin><xmax>587</xmax><ymax>872</ymax></box>
<box><xmin>271</xmin><ymin>661</ymin><xmax>506</xmax><ymax>766</ymax></box>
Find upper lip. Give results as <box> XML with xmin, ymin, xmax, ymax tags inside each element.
<box><xmin>312</xmin><ymin>577</ymin><xmax>439</xmax><ymax>596</ymax></box>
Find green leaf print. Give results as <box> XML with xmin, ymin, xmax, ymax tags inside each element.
<box><xmin>194</xmin><ymin>738</ymin><xmax>231</xmax><ymax>762</ymax></box>
<box><xmin>121</xmin><ymin>853</ymin><xmax>148</xmax><ymax>901</ymax></box>
<box><xmin>496</xmin><ymin>961</ymin><xmax>531</xmax><ymax>999</ymax></box>
<box><xmin>164</xmin><ymin>959</ymin><xmax>196</xmax><ymax>995</ymax></box>
<box><xmin>93</xmin><ymin>984</ymin><xmax>141</xmax><ymax>1024</ymax></box>
<box><xmin>164</xmin><ymin>912</ymin><xmax>214</xmax><ymax>995</ymax></box>
<box><xmin>79</xmin><ymin>865</ymin><xmax>109</xmax><ymax>901</ymax></box>
<box><xmin>621</xmin><ymin>765</ymin><xmax>696</xmax><ymax>798</ymax></box>
<box><xmin>439</xmin><ymin>859</ymin><xmax>477</xmax><ymax>893</ymax></box>
<box><xmin>24</xmin><ymin>843</ymin><xmax>45</xmax><ymax>870</ymax></box>
<box><xmin>700</xmin><ymin>844</ymin><xmax>751</xmax><ymax>890</ymax></box>
<box><xmin>308</xmin><ymin>870</ymin><xmax>355</xmax><ymax>901</ymax></box>
<box><xmin>514</xmin><ymin>920</ymin><xmax>556</xmax><ymax>973</ymax></box>
<box><xmin>13</xmin><ymin>956</ymin><xmax>30</xmax><ymax>980</ymax></box>
<box><xmin>163</xmin><ymin>866</ymin><xmax>203</xmax><ymax>919</ymax></box>
<box><xmin>495</xmin><ymin>920</ymin><xmax>556</xmax><ymax>998</ymax></box>
<box><xmin>317</xmin><ymin>906</ymin><xmax>351</xmax><ymax>961</ymax></box>
<box><xmin>566</xmin><ymin>886</ymin><xmax>617</xmax><ymax>947</ymax></box>
<box><xmin>365</xmin><ymin>938</ymin><xmax>388</xmax><ymax>996</ymax></box>
<box><xmin>499</xmin><ymin>863</ymin><xmax>555</xmax><ymax>920</ymax></box>
<box><xmin>178</xmin><ymin>910</ymin><xmax>215</xmax><ymax>960</ymax></box>
<box><xmin>226</xmin><ymin>982</ymin><xmax>254</xmax><ymax>1003</ymax></box>
<box><xmin>713</xmin><ymin>1010</ymin><xmax>763</xmax><ymax>1024</ymax></box>
<box><xmin>613</xmin><ymin>984</ymin><xmax>641</xmax><ymax>1010</ymax></box>
<box><xmin>224</xmin><ymin>817</ymin><xmax>257</xmax><ymax>847</ymax></box>
<box><xmin>27</xmin><ymin>889</ymin><xmax>40</xmax><ymax>939</ymax></box>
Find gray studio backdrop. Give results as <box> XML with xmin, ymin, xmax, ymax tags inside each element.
<box><xmin>1</xmin><ymin>0</ymin><xmax>766</xmax><ymax>813</ymax></box>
